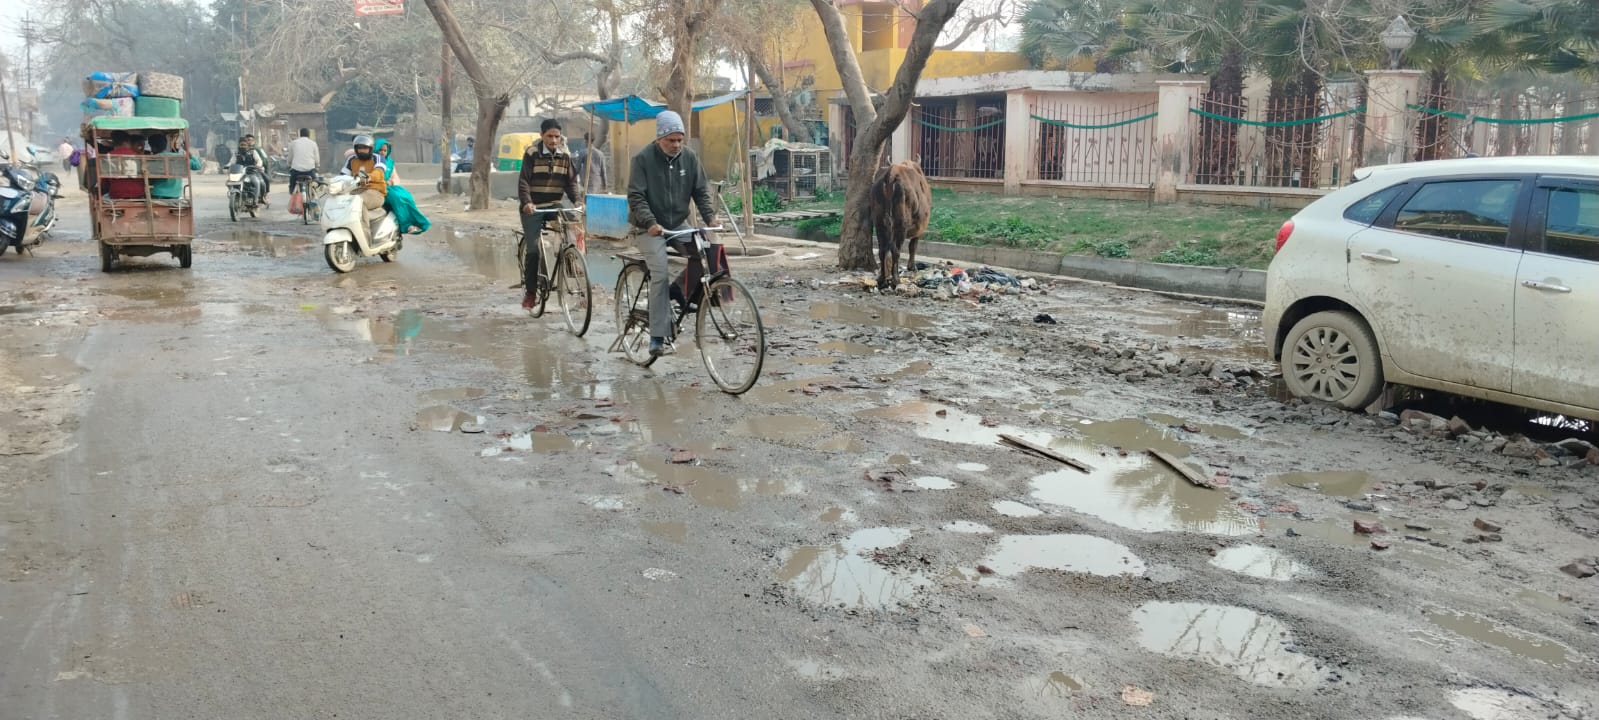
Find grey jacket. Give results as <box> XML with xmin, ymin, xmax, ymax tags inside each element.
<box><xmin>627</xmin><ymin>143</ymin><xmax>714</xmax><ymax>231</ymax></box>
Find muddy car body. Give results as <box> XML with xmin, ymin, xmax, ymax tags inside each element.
<box><xmin>1265</xmin><ymin>156</ymin><xmax>1599</xmax><ymax>421</ymax></box>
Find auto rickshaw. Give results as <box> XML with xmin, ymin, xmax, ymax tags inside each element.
<box><xmin>82</xmin><ymin>116</ymin><xmax>195</xmax><ymax>271</ymax></box>
<box><xmin>496</xmin><ymin>133</ymin><xmax>537</xmax><ymax>172</ymax></box>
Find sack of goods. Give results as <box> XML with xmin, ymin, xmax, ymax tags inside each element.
<box><xmin>138</xmin><ymin>72</ymin><xmax>185</xmax><ymax>101</ymax></box>
<box><xmin>134</xmin><ymin>96</ymin><xmax>182</xmax><ymax>118</ymax></box>
<box><xmin>81</xmin><ymin>97</ymin><xmax>135</xmax><ymax>119</ymax></box>
<box><xmin>83</xmin><ymin>72</ymin><xmax>140</xmax><ymax>99</ymax></box>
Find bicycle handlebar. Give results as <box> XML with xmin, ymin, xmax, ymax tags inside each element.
<box><xmin>529</xmin><ymin>204</ymin><xmax>585</xmax><ymax>215</ymax></box>
<box><xmin>661</xmin><ymin>226</ymin><xmax>724</xmax><ymax>238</ymax></box>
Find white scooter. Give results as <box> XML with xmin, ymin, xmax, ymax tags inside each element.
<box><xmin>319</xmin><ymin>172</ymin><xmax>401</xmax><ymax>273</ymax></box>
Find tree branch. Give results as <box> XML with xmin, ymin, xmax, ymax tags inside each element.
<box><xmin>937</xmin><ymin>5</ymin><xmax>1006</xmax><ymax>50</ymax></box>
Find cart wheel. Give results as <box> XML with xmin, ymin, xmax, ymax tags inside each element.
<box><xmin>98</xmin><ymin>240</ymin><xmax>115</xmax><ymax>272</ymax></box>
<box><xmin>177</xmin><ymin>244</ymin><xmax>192</xmax><ymax>269</ymax></box>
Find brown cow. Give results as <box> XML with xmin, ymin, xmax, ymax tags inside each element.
<box><xmin>869</xmin><ymin>159</ymin><xmax>931</xmax><ymax>292</ymax></box>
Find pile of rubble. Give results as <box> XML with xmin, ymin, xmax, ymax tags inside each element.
<box><xmin>1389</xmin><ymin>409</ymin><xmax>1599</xmax><ymax>468</ymax></box>
<box><xmin>829</xmin><ymin>264</ymin><xmax>1050</xmax><ymax>302</ymax></box>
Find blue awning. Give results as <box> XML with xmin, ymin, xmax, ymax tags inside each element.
<box><xmin>581</xmin><ymin>92</ymin><xmax>749</xmax><ymax>123</ymax></box>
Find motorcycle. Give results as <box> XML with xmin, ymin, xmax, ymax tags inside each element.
<box><xmin>319</xmin><ymin>172</ymin><xmax>401</xmax><ymax>273</ymax></box>
<box><xmin>226</xmin><ymin>163</ymin><xmax>266</xmax><ymax>221</ymax></box>
<box><xmin>0</xmin><ymin>149</ymin><xmax>61</xmax><ymax>256</ymax></box>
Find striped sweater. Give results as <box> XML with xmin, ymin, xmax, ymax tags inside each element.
<box><xmin>517</xmin><ymin>141</ymin><xmax>582</xmax><ymax>207</ymax></box>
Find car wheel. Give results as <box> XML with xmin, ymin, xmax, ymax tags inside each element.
<box><xmin>1282</xmin><ymin>310</ymin><xmax>1385</xmax><ymax>410</ymax></box>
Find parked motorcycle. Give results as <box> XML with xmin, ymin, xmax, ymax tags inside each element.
<box><xmin>319</xmin><ymin>172</ymin><xmax>401</xmax><ymax>273</ymax></box>
<box><xmin>0</xmin><ymin>150</ymin><xmax>62</xmax><ymax>256</ymax></box>
<box><xmin>226</xmin><ymin>163</ymin><xmax>266</xmax><ymax>221</ymax></box>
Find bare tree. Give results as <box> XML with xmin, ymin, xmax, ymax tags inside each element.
<box><xmin>937</xmin><ymin>0</ymin><xmax>1012</xmax><ymax>50</ymax></box>
<box><xmin>809</xmin><ymin>0</ymin><xmax>966</xmax><ymax>271</ymax></box>
<box><xmin>421</xmin><ymin>0</ymin><xmax>509</xmax><ymax>210</ymax></box>
<box><xmin>650</xmin><ymin>0</ymin><xmax>727</xmax><ymax>117</ymax></box>
<box><xmin>719</xmin><ymin>0</ymin><xmax>815</xmax><ymax>143</ymax></box>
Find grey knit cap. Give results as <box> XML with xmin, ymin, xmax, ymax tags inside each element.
<box><xmin>655</xmin><ymin>110</ymin><xmax>685</xmax><ymax>138</ymax></box>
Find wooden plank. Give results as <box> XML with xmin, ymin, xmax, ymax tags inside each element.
<box><xmin>1147</xmin><ymin>449</ymin><xmax>1214</xmax><ymax>489</ymax></box>
<box><xmin>997</xmin><ymin>434</ymin><xmax>1093</xmax><ymax>474</ymax></box>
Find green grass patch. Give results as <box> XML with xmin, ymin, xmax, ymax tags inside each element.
<box><xmin>781</xmin><ymin>190</ymin><xmax>1290</xmax><ymax>270</ymax></box>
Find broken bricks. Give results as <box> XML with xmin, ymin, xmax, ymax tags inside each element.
<box><xmin>1561</xmin><ymin>561</ymin><xmax>1597</xmax><ymax>579</ymax></box>
<box><xmin>1352</xmin><ymin>520</ymin><xmax>1386</xmax><ymax>535</ymax></box>
<box><xmin>1472</xmin><ymin>518</ymin><xmax>1504</xmax><ymax>533</ymax></box>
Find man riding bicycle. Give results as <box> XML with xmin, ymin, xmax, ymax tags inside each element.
<box><xmin>626</xmin><ymin>110</ymin><xmax>717</xmax><ymax>357</ymax></box>
<box><xmin>517</xmin><ymin>118</ymin><xmax>583</xmax><ymax>310</ymax></box>
<box><xmin>287</xmin><ymin>127</ymin><xmax>320</xmax><ymax>196</ymax></box>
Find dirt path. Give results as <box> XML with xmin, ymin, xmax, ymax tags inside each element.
<box><xmin>1</xmin><ymin>176</ymin><xmax>1594</xmax><ymax>719</ymax></box>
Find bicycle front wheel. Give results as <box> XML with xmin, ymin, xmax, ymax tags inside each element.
<box><xmin>696</xmin><ymin>277</ymin><xmax>765</xmax><ymax>395</ymax></box>
<box><xmin>556</xmin><ymin>244</ymin><xmax>592</xmax><ymax>337</ymax></box>
<box><xmin>615</xmin><ymin>262</ymin><xmax>657</xmax><ymax>367</ymax></box>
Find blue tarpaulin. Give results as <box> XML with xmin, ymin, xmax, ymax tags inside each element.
<box><xmin>581</xmin><ymin>92</ymin><xmax>748</xmax><ymax>123</ymax></box>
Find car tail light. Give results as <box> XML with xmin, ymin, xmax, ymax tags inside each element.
<box><xmin>1274</xmin><ymin>220</ymin><xmax>1295</xmax><ymax>254</ymax></box>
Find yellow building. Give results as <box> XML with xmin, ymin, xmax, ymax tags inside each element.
<box><xmin>607</xmin><ymin>0</ymin><xmax>1027</xmax><ymax>190</ymax></box>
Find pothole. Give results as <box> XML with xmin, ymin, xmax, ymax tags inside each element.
<box><xmin>942</xmin><ymin>521</ymin><xmax>993</xmax><ymax>534</ymax></box>
<box><xmin>979</xmin><ymin>534</ymin><xmax>1146</xmax><ymax>577</ymax></box>
<box><xmin>1420</xmin><ymin>610</ymin><xmax>1573</xmax><ymax>667</ymax></box>
<box><xmin>733</xmin><ymin>414</ymin><xmax>830</xmax><ymax>443</ymax></box>
<box><xmin>1132</xmin><ymin>601</ymin><xmax>1323</xmax><ymax>687</ymax></box>
<box><xmin>809</xmin><ymin>302</ymin><xmax>933</xmax><ymax>329</ymax></box>
<box><xmin>992</xmin><ymin>500</ymin><xmax>1044</xmax><ymax>518</ymax></box>
<box><xmin>1209</xmin><ymin>546</ymin><xmax>1303</xmax><ymax>580</ymax></box>
<box><xmin>912</xmin><ymin>476</ymin><xmax>958</xmax><ymax>490</ymax></box>
<box><xmin>776</xmin><ymin>528</ymin><xmax>929</xmax><ymax>611</ymax></box>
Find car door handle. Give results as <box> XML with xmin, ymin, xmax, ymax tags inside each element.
<box><xmin>1522</xmin><ymin>280</ymin><xmax>1572</xmax><ymax>293</ymax></box>
<box><xmin>1359</xmin><ymin>252</ymin><xmax>1400</xmax><ymax>264</ymax></box>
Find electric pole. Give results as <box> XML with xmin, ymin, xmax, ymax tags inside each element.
<box><xmin>440</xmin><ymin>41</ymin><xmax>452</xmax><ymax>191</ymax></box>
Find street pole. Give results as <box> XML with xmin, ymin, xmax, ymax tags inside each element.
<box><xmin>742</xmin><ymin>62</ymin><xmax>755</xmax><ymax>238</ymax></box>
<box><xmin>0</xmin><ymin>65</ymin><xmax>18</xmax><ymax>160</ymax></box>
<box><xmin>440</xmin><ymin>42</ymin><xmax>452</xmax><ymax>192</ymax></box>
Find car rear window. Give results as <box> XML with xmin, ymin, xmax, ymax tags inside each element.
<box><xmin>1542</xmin><ymin>186</ymin><xmax>1599</xmax><ymax>262</ymax></box>
<box><xmin>1343</xmin><ymin>184</ymin><xmax>1404</xmax><ymax>225</ymax></box>
<box><xmin>1393</xmin><ymin>179</ymin><xmax>1520</xmax><ymax>246</ymax></box>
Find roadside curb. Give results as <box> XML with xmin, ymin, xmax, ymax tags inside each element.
<box><xmin>757</xmin><ymin>223</ymin><xmax>1267</xmax><ymax>303</ymax></box>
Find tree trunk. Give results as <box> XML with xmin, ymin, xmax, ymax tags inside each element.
<box><xmin>809</xmin><ymin>0</ymin><xmax>966</xmax><ymax>271</ymax></box>
<box><xmin>749</xmin><ymin>52</ymin><xmax>813</xmax><ymax>144</ymax></box>
<box><xmin>662</xmin><ymin>0</ymin><xmax>724</xmax><ymax>120</ymax></box>
<box><xmin>1197</xmin><ymin>46</ymin><xmax>1245</xmax><ymax>185</ymax></box>
<box><xmin>1414</xmin><ymin>69</ymin><xmax>1449</xmax><ymax>162</ymax></box>
<box><xmin>422</xmin><ymin>0</ymin><xmax>509</xmax><ymax>210</ymax></box>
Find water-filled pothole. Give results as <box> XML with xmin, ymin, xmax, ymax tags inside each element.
<box><xmin>979</xmin><ymin>534</ymin><xmax>1147</xmax><ymax>577</ymax></box>
<box><xmin>809</xmin><ymin>302</ymin><xmax>933</xmax><ymax>329</ymax></box>
<box><xmin>776</xmin><ymin>528</ymin><xmax>929</xmax><ymax>611</ymax></box>
<box><xmin>1420</xmin><ymin>610</ymin><xmax>1573</xmax><ymax>667</ymax></box>
<box><xmin>1209</xmin><ymin>546</ymin><xmax>1303</xmax><ymax>580</ymax></box>
<box><xmin>1132</xmin><ymin>601</ymin><xmax>1322</xmax><ymax>687</ymax></box>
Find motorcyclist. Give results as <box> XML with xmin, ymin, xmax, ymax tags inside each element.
<box><xmin>457</xmin><ymin>136</ymin><xmax>475</xmax><ymax>172</ymax></box>
<box><xmin>234</xmin><ymin>134</ymin><xmax>271</xmax><ymax>206</ymax></box>
<box><xmin>340</xmin><ymin>135</ymin><xmax>388</xmax><ymax>211</ymax></box>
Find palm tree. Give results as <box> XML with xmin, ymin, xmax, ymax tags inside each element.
<box><xmin>1018</xmin><ymin>0</ymin><xmax>1134</xmax><ymax>72</ymax></box>
<box><xmin>1478</xmin><ymin>0</ymin><xmax>1599</xmax><ymax>76</ymax></box>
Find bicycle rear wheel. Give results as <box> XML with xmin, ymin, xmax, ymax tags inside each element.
<box><xmin>614</xmin><ymin>263</ymin><xmax>657</xmax><ymax>367</ymax></box>
<box><xmin>556</xmin><ymin>243</ymin><xmax>592</xmax><ymax>337</ymax></box>
<box><xmin>696</xmin><ymin>276</ymin><xmax>765</xmax><ymax>395</ymax></box>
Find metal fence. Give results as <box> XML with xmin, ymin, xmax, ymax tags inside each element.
<box><xmin>1412</xmin><ymin>91</ymin><xmax>1599</xmax><ymax>160</ymax></box>
<box><xmin>1028</xmin><ymin>99</ymin><xmax>1158</xmax><ymax>185</ymax></box>
<box><xmin>909</xmin><ymin>102</ymin><xmax>1007</xmax><ymax>180</ymax></box>
<box><xmin>1188</xmin><ymin>92</ymin><xmax>1362</xmax><ymax>188</ymax></box>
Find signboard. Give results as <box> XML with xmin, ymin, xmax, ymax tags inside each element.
<box><xmin>354</xmin><ymin>0</ymin><xmax>404</xmax><ymax>17</ymax></box>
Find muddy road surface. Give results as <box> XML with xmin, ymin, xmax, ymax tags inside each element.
<box><xmin>2</xmin><ymin>175</ymin><xmax>1596</xmax><ymax>720</ymax></box>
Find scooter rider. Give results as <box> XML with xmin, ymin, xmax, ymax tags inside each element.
<box><xmin>234</xmin><ymin>134</ymin><xmax>271</xmax><ymax>206</ymax></box>
<box><xmin>341</xmin><ymin>135</ymin><xmax>388</xmax><ymax>212</ymax></box>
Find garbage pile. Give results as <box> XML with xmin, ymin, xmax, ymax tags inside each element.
<box><xmin>840</xmin><ymin>263</ymin><xmax>1045</xmax><ymax>303</ymax></box>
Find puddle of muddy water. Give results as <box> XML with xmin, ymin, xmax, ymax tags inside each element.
<box><xmin>809</xmin><ymin>302</ymin><xmax>933</xmax><ymax>330</ymax></box>
<box><xmin>913</xmin><ymin>476</ymin><xmax>958</xmax><ymax>490</ymax></box>
<box><xmin>643</xmin><ymin>521</ymin><xmax>688</xmax><ymax>544</ymax></box>
<box><xmin>1421</xmin><ymin>610</ymin><xmax>1572</xmax><ymax>667</ymax></box>
<box><xmin>777</xmin><ymin>528</ymin><xmax>930</xmax><ymax>611</ymax></box>
<box><xmin>437</xmin><ymin>227</ymin><xmax>629</xmax><ymax>292</ymax></box>
<box><xmin>1023</xmin><ymin>672</ymin><xmax>1084</xmax><ymax>698</ymax></box>
<box><xmin>819</xmin><ymin>507</ymin><xmax>855</xmax><ymax>523</ymax></box>
<box><xmin>1451</xmin><ymin>688</ymin><xmax>1555</xmax><ymax>720</ymax></box>
<box><xmin>1146</xmin><ymin>413</ymin><xmax>1250</xmax><ymax>440</ymax></box>
<box><xmin>1271</xmin><ymin>471</ymin><xmax>1374</xmax><ymax>498</ymax></box>
<box><xmin>632</xmin><ymin>456</ymin><xmax>745</xmax><ymax>510</ymax></box>
<box><xmin>857</xmin><ymin>402</ymin><xmax>1054</xmax><ymax>448</ymax></box>
<box><xmin>416</xmin><ymin>405</ymin><xmax>483</xmax><ymax>432</ymax></box>
<box><xmin>993</xmin><ymin>501</ymin><xmax>1044</xmax><ymax>518</ymax></box>
<box><xmin>733</xmin><ymin>415</ymin><xmax>830</xmax><ymax>443</ymax></box>
<box><xmin>223</xmin><ymin>230</ymin><xmax>313</xmax><ymax>257</ymax></box>
<box><xmin>420</xmin><ymin>387</ymin><xmax>488</xmax><ymax>404</ymax></box>
<box><xmin>1132</xmin><ymin>601</ymin><xmax>1322</xmax><ymax>687</ymax></box>
<box><xmin>957</xmin><ymin>462</ymin><xmax>988</xmax><ymax>472</ymax></box>
<box><xmin>980</xmin><ymin>534</ymin><xmax>1147</xmax><ymax>577</ymax></box>
<box><xmin>942</xmin><ymin>521</ymin><xmax>993</xmax><ymax>534</ymax></box>
<box><xmin>1210</xmin><ymin>546</ymin><xmax>1303</xmax><ymax>580</ymax></box>
<box><xmin>819</xmin><ymin>435</ymin><xmax>866</xmax><ymax>453</ymax></box>
<box><xmin>507</xmin><ymin>430</ymin><xmax>577</xmax><ymax>453</ymax></box>
<box><xmin>817</xmin><ymin>340</ymin><xmax>880</xmax><ymax>356</ymax></box>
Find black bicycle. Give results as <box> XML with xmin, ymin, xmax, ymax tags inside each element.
<box><xmin>513</xmin><ymin>206</ymin><xmax>592</xmax><ymax>337</ymax></box>
<box><xmin>610</xmin><ymin>226</ymin><xmax>766</xmax><ymax>395</ymax></box>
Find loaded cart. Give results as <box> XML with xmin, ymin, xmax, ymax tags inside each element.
<box><xmin>82</xmin><ymin>116</ymin><xmax>195</xmax><ymax>271</ymax></box>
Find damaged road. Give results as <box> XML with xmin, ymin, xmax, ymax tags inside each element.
<box><xmin>1</xmin><ymin>176</ymin><xmax>1596</xmax><ymax>720</ymax></box>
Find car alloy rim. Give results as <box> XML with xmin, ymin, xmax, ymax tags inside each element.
<box><xmin>1290</xmin><ymin>326</ymin><xmax>1360</xmax><ymax>401</ymax></box>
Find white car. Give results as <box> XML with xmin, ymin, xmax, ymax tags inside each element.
<box><xmin>1264</xmin><ymin>156</ymin><xmax>1599</xmax><ymax>421</ymax></box>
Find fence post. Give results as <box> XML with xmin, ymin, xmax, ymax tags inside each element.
<box><xmin>1004</xmin><ymin>90</ymin><xmax>1027</xmax><ymax>194</ymax></box>
<box><xmin>1362</xmin><ymin>69</ymin><xmax>1424</xmax><ymax>167</ymax></box>
<box><xmin>1154</xmin><ymin>79</ymin><xmax>1205</xmax><ymax>203</ymax></box>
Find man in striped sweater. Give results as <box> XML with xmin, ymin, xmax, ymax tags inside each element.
<box><xmin>517</xmin><ymin>118</ymin><xmax>583</xmax><ymax>309</ymax></box>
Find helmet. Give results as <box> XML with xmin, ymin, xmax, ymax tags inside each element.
<box><xmin>352</xmin><ymin>134</ymin><xmax>374</xmax><ymax>149</ymax></box>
